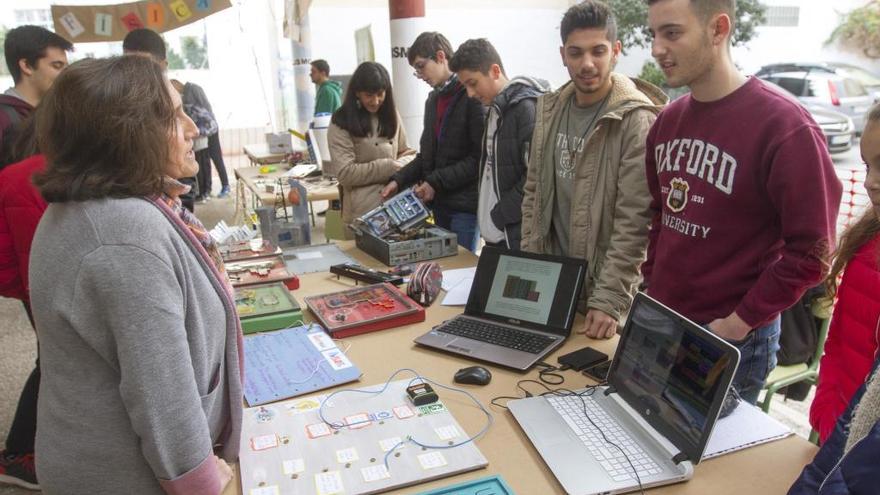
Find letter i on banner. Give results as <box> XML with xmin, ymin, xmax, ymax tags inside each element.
<box><xmin>121</xmin><ymin>12</ymin><xmax>145</xmax><ymax>31</ymax></box>
<box><xmin>60</xmin><ymin>12</ymin><xmax>86</xmax><ymax>38</ymax></box>
<box><xmin>146</xmin><ymin>3</ymin><xmax>164</xmax><ymax>28</ymax></box>
<box><xmin>95</xmin><ymin>12</ymin><xmax>113</xmax><ymax>37</ymax></box>
<box><xmin>196</xmin><ymin>0</ymin><xmax>211</xmax><ymax>11</ymax></box>
<box><xmin>169</xmin><ymin>0</ymin><xmax>193</xmax><ymax>21</ymax></box>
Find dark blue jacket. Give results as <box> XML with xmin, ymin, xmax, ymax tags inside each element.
<box><xmin>789</xmin><ymin>357</ymin><xmax>880</xmax><ymax>494</ymax></box>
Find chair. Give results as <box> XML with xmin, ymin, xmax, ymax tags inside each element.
<box><xmin>759</xmin><ymin>297</ymin><xmax>833</xmax><ymax>414</ymax></box>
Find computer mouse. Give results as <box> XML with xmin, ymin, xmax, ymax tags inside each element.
<box><xmin>454</xmin><ymin>366</ymin><xmax>492</xmax><ymax>386</ymax></box>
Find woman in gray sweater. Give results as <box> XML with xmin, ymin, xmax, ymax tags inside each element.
<box><xmin>28</xmin><ymin>56</ymin><xmax>242</xmax><ymax>494</ymax></box>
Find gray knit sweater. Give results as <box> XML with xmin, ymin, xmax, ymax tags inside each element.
<box><xmin>29</xmin><ymin>197</ymin><xmax>242</xmax><ymax>495</ymax></box>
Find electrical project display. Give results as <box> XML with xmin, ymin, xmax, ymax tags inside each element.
<box><xmin>239</xmin><ymin>379</ymin><xmax>488</xmax><ymax>495</ymax></box>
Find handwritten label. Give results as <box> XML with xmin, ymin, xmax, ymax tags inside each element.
<box><xmin>59</xmin><ymin>12</ymin><xmax>85</xmax><ymax>38</ymax></box>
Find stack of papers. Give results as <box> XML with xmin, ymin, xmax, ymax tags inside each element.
<box><xmin>210</xmin><ymin>220</ymin><xmax>257</xmax><ymax>244</ymax></box>
<box><xmin>441</xmin><ymin>267</ymin><xmax>476</xmax><ymax>306</ymax></box>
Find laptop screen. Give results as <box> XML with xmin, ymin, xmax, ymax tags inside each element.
<box><xmin>608</xmin><ymin>293</ymin><xmax>739</xmax><ymax>464</ymax></box>
<box><xmin>466</xmin><ymin>247</ymin><xmax>586</xmax><ymax>335</ymax></box>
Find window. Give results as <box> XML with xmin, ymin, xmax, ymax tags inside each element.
<box><xmin>764</xmin><ymin>6</ymin><xmax>800</xmax><ymax>27</ymax></box>
<box><xmin>13</xmin><ymin>9</ymin><xmax>53</xmax><ymax>30</ymax></box>
<box><xmin>767</xmin><ymin>76</ymin><xmax>806</xmax><ymax>96</ymax></box>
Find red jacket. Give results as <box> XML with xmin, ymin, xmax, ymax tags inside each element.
<box><xmin>0</xmin><ymin>155</ymin><xmax>47</xmax><ymax>301</ymax></box>
<box><xmin>809</xmin><ymin>234</ymin><xmax>880</xmax><ymax>443</ymax></box>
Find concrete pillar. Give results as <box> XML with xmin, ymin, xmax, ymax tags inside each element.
<box><xmin>291</xmin><ymin>14</ymin><xmax>315</xmax><ymax>133</ymax></box>
<box><xmin>389</xmin><ymin>0</ymin><xmax>429</xmax><ymax>151</ymax></box>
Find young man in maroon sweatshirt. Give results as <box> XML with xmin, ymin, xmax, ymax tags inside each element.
<box><xmin>0</xmin><ymin>25</ymin><xmax>71</xmax><ymax>168</ymax></box>
<box><xmin>643</xmin><ymin>0</ymin><xmax>842</xmax><ymax>404</ymax></box>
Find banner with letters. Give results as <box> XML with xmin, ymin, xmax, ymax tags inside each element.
<box><xmin>51</xmin><ymin>0</ymin><xmax>231</xmax><ymax>43</ymax></box>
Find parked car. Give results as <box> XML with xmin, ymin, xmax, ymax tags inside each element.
<box><xmin>757</xmin><ymin>62</ymin><xmax>880</xmax><ymax>101</ymax></box>
<box><xmin>761</xmin><ymin>79</ymin><xmax>855</xmax><ymax>154</ymax></box>
<box><xmin>756</xmin><ymin>63</ymin><xmax>874</xmax><ymax>132</ymax></box>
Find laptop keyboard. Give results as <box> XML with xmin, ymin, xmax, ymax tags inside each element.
<box><xmin>437</xmin><ymin>318</ymin><xmax>556</xmax><ymax>354</ymax></box>
<box><xmin>547</xmin><ymin>395</ymin><xmax>663</xmax><ymax>482</ymax></box>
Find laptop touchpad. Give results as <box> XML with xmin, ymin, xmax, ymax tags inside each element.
<box><xmin>535</xmin><ymin>422</ymin><xmax>573</xmax><ymax>447</ymax></box>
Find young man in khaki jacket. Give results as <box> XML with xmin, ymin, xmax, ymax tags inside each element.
<box><xmin>521</xmin><ymin>0</ymin><xmax>666</xmax><ymax>339</ymax></box>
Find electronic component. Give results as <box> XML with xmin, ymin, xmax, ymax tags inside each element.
<box><xmin>330</xmin><ymin>263</ymin><xmax>404</xmax><ymax>285</ymax></box>
<box><xmin>406</xmin><ymin>382</ymin><xmax>439</xmax><ymax>406</ymax></box>
<box><xmin>557</xmin><ymin>346</ymin><xmax>608</xmax><ymax>372</ymax></box>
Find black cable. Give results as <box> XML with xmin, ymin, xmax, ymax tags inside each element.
<box><xmin>534</xmin><ymin>361</ymin><xmax>565</xmax><ymax>385</ymax></box>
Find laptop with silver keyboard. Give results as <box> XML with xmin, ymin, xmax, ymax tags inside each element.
<box><xmin>414</xmin><ymin>246</ymin><xmax>586</xmax><ymax>371</ymax></box>
<box><xmin>509</xmin><ymin>293</ymin><xmax>740</xmax><ymax>494</ymax></box>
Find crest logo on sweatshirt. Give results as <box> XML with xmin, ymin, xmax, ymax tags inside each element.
<box><xmin>667</xmin><ymin>178</ymin><xmax>689</xmax><ymax>212</ymax></box>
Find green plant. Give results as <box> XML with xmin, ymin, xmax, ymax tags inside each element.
<box><xmin>0</xmin><ymin>26</ymin><xmax>8</xmax><ymax>76</ymax></box>
<box><xmin>828</xmin><ymin>0</ymin><xmax>880</xmax><ymax>58</ymax></box>
<box><xmin>638</xmin><ymin>60</ymin><xmax>666</xmax><ymax>87</ymax></box>
<box><xmin>166</xmin><ymin>42</ymin><xmax>185</xmax><ymax>70</ymax></box>
<box><xmin>608</xmin><ymin>0</ymin><xmax>767</xmax><ymax>52</ymax></box>
<box><xmin>181</xmin><ymin>36</ymin><xmax>208</xmax><ymax>69</ymax></box>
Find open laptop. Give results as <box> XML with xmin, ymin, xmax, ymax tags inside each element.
<box><xmin>414</xmin><ymin>246</ymin><xmax>586</xmax><ymax>371</ymax></box>
<box><xmin>509</xmin><ymin>293</ymin><xmax>740</xmax><ymax>494</ymax></box>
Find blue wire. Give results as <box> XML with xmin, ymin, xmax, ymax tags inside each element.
<box><xmin>316</xmin><ymin>368</ymin><xmax>494</xmax><ymax>471</ymax></box>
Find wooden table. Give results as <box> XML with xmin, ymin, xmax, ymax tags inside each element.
<box><xmin>242</xmin><ymin>143</ymin><xmax>287</xmax><ymax>167</ymax></box>
<box><xmin>234</xmin><ymin>165</ymin><xmax>340</xmax><ymax>226</ymax></box>
<box><xmin>225</xmin><ymin>241</ymin><xmax>818</xmax><ymax>495</ymax></box>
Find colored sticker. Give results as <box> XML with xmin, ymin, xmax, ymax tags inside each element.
<box><xmin>335</xmin><ymin>447</ymin><xmax>359</xmax><ymax>463</ymax></box>
<box><xmin>417</xmin><ymin>451</ymin><xmax>448</xmax><ymax>470</ymax></box>
<box><xmin>282</xmin><ymin>458</ymin><xmax>305</xmax><ymax>475</ymax></box>
<box><xmin>250</xmin><ymin>486</ymin><xmax>279</xmax><ymax>495</ymax></box>
<box><xmin>307</xmin><ymin>331</ymin><xmax>335</xmax><ymax>351</ymax></box>
<box><xmin>285</xmin><ymin>398</ymin><xmax>320</xmax><ymax>415</ymax></box>
<box><xmin>417</xmin><ymin>403</ymin><xmax>447</xmax><ymax>416</ymax></box>
<box><xmin>322</xmin><ymin>348</ymin><xmax>353</xmax><ymax>370</ymax></box>
<box><xmin>196</xmin><ymin>0</ymin><xmax>211</xmax><ymax>10</ymax></box>
<box><xmin>435</xmin><ymin>424</ymin><xmax>460</xmax><ymax>441</ymax></box>
<box><xmin>361</xmin><ymin>464</ymin><xmax>391</xmax><ymax>482</ymax></box>
<box><xmin>146</xmin><ymin>3</ymin><xmax>164</xmax><ymax>27</ymax></box>
<box><xmin>250</xmin><ymin>434</ymin><xmax>278</xmax><ymax>451</ymax></box>
<box><xmin>94</xmin><ymin>13</ymin><xmax>113</xmax><ymax>37</ymax></box>
<box><xmin>314</xmin><ymin>471</ymin><xmax>344</xmax><ymax>495</ymax></box>
<box><xmin>59</xmin><ymin>12</ymin><xmax>85</xmax><ymax>38</ymax></box>
<box><xmin>379</xmin><ymin>436</ymin><xmax>403</xmax><ymax>452</ymax></box>
<box><xmin>393</xmin><ymin>405</ymin><xmax>414</xmax><ymax>419</ymax></box>
<box><xmin>255</xmin><ymin>406</ymin><xmax>275</xmax><ymax>423</ymax></box>
<box><xmin>120</xmin><ymin>12</ymin><xmax>144</xmax><ymax>31</ymax></box>
<box><xmin>306</xmin><ymin>422</ymin><xmax>332</xmax><ymax>438</ymax></box>
<box><xmin>344</xmin><ymin>413</ymin><xmax>371</xmax><ymax>429</ymax></box>
<box><xmin>374</xmin><ymin>410</ymin><xmax>393</xmax><ymax>421</ymax></box>
<box><xmin>169</xmin><ymin>0</ymin><xmax>193</xmax><ymax>21</ymax></box>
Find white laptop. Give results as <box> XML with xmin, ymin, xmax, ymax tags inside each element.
<box><xmin>509</xmin><ymin>293</ymin><xmax>740</xmax><ymax>494</ymax></box>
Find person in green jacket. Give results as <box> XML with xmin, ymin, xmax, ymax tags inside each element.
<box><xmin>310</xmin><ymin>59</ymin><xmax>342</xmax><ymax>116</ymax></box>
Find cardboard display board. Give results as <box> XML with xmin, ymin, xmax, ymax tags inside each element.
<box><xmin>51</xmin><ymin>0</ymin><xmax>231</xmax><ymax>43</ymax></box>
<box><xmin>239</xmin><ymin>379</ymin><xmax>488</xmax><ymax>495</ymax></box>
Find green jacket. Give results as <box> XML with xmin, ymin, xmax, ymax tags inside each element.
<box><xmin>521</xmin><ymin>73</ymin><xmax>667</xmax><ymax>319</ymax></box>
<box><xmin>315</xmin><ymin>80</ymin><xmax>342</xmax><ymax>115</ymax></box>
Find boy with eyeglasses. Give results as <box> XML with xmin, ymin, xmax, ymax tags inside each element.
<box><xmin>381</xmin><ymin>32</ymin><xmax>485</xmax><ymax>251</ymax></box>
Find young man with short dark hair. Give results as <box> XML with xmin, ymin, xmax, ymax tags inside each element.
<box><xmin>381</xmin><ymin>32</ymin><xmax>485</xmax><ymax>251</ymax></box>
<box><xmin>644</xmin><ymin>0</ymin><xmax>843</xmax><ymax>404</ymax></box>
<box><xmin>450</xmin><ymin>38</ymin><xmax>549</xmax><ymax>250</ymax></box>
<box><xmin>0</xmin><ymin>24</ymin><xmax>72</xmax><ymax>491</ymax></box>
<box><xmin>0</xmin><ymin>25</ymin><xmax>72</xmax><ymax>167</ymax></box>
<box><xmin>310</xmin><ymin>59</ymin><xmax>342</xmax><ymax>116</ymax></box>
<box><xmin>521</xmin><ymin>1</ymin><xmax>666</xmax><ymax>339</ymax></box>
<box><xmin>122</xmin><ymin>28</ymin><xmax>167</xmax><ymax>67</ymax></box>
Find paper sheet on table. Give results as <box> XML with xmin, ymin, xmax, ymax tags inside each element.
<box><xmin>703</xmin><ymin>401</ymin><xmax>792</xmax><ymax>459</ymax></box>
<box><xmin>442</xmin><ymin>267</ymin><xmax>476</xmax><ymax>291</ymax></box>
<box><xmin>441</xmin><ymin>276</ymin><xmax>474</xmax><ymax>306</ymax></box>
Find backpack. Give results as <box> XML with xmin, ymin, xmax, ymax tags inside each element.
<box><xmin>183</xmin><ymin>103</ymin><xmax>218</xmax><ymax>137</ymax></box>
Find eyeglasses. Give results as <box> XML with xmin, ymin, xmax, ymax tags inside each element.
<box><xmin>412</xmin><ymin>59</ymin><xmax>431</xmax><ymax>76</ymax></box>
